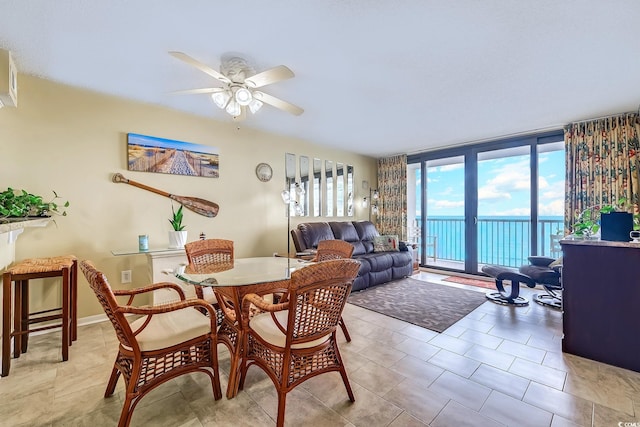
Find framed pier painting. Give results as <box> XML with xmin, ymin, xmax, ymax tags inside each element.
<box><xmin>127</xmin><ymin>133</ymin><xmax>219</xmax><ymax>178</ymax></box>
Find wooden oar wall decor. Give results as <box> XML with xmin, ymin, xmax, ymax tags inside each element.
<box><xmin>112</xmin><ymin>173</ymin><xmax>219</xmax><ymax>217</ymax></box>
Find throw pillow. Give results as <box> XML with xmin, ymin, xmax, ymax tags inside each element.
<box><xmin>373</xmin><ymin>235</ymin><xmax>399</xmax><ymax>252</ymax></box>
<box><xmin>549</xmin><ymin>257</ymin><xmax>563</xmax><ymax>267</ymax></box>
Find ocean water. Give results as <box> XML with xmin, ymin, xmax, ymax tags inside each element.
<box><xmin>420</xmin><ymin>216</ymin><xmax>564</xmax><ymax>268</ymax></box>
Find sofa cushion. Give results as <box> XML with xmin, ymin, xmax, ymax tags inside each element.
<box><xmin>298</xmin><ymin>222</ymin><xmax>334</xmax><ymax>249</ymax></box>
<box><xmin>329</xmin><ymin>222</ymin><xmax>360</xmax><ymax>242</ymax></box>
<box><xmin>391</xmin><ymin>251</ymin><xmax>412</xmax><ymax>266</ymax></box>
<box><xmin>373</xmin><ymin>235</ymin><xmax>399</xmax><ymax>252</ymax></box>
<box><xmin>353</xmin><ymin>221</ymin><xmax>379</xmax><ymax>253</ymax></box>
<box><xmin>358</xmin><ymin>253</ymin><xmax>393</xmax><ymax>272</ymax></box>
<box><xmin>353</xmin><ymin>221</ymin><xmax>379</xmax><ymax>240</ymax></box>
<box><xmin>350</xmin><ymin>242</ymin><xmax>366</xmax><ymax>256</ymax></box>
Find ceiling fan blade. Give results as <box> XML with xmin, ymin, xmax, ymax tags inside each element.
<box><xmin>245</xmin><ymin>65</ymin><xmax>294</xmax><ymax>88</ymax></box>
<box><xmin>253</xmin><ymin>91</ymin><xmax>304</xmax><ymax>116</ymax></box>
<box><xmin>169</xmin><ymin>51</ymin><xmax>230</xmax><ymax>84</ymax></box>
<box><xmin>169</xmin><ymin>87</ymin><xmax>225</xmax><ymax>95</ymax></box>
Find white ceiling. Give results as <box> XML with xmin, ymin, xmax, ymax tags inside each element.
<box><xmin>2</xmin><ymin>0</ymin><xmax>640</xmax><ymax>157</ymax></box>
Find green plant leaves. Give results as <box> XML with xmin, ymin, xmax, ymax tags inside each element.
<box><xmin>0</xmin><ymin>188</ymin><xmax>69</xmax><ymax>218</ymax></box>
<box><xmin>169</xmin><ymin>204</ymin><xmax>185</xmax><ymax>231</ymax></box>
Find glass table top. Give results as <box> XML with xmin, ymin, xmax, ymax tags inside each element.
<box><xmin>111</xmin><ymin>247</ymin><xmax>185</xmax><ymax>256</ymax></box>
<box><xmin>175</xmin><ymin>256</ymin><xmax>313</xmax><ymax>287</ymax></box>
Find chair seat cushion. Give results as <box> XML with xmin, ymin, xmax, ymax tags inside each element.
<box><xmin>201</xmin><ymin>287</ymin><xmax>217</xmax><ymax>304</ymax></box>
<box><xmin>519</xmin><ymin>265</ymin><xmax>561</xmax><ymax>286</ymax></box>
<box><xmin>249</xmin><ymin>310</ymin><xmax>329</xmax><ymax>349</ymax></box>
<box><xmin>129</xmin><ymin>307</ymin><xmax>211</xmax><ymax>352</ymax></box>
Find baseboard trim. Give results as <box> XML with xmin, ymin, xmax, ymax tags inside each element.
<box><xmin>0</xmin><ymin>313</ymin><xmax>123</xmax><ymax>340</ymax></box>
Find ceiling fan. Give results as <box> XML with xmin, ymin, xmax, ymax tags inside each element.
<box><xmin>169</xmin><ymin>51</ymin><xmax>304</xmax><ymax>121</ymax></box>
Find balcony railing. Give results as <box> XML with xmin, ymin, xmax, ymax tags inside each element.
<box><xmin>416</xmin><ymin>216</ymin><xmax>564</xmax><ymax>268</ymax></box>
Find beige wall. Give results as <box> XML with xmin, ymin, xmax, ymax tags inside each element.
<box><xmin>0</xmin><ymin>75</ymin><xmax>377</xmax><ymax>319</ymax></box>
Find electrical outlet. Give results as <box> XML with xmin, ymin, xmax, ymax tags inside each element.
<box><xmin>121</xmin><ymin>270</ymin><xmax>132</xmax><ymax>284</ymax></box>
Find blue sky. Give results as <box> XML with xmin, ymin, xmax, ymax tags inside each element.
<box><xmin>127</xmin><ymin>133</ymin><xmax>218</xmax><ymax>155</ymax></box>
<box><xmin>420</xmin><ymin>149</ymin><xmax>565</xmax><ymax>217</ymax></box>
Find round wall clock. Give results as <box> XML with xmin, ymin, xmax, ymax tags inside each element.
<box><xmin>255</xmin><ymin>162</ymin><xmax>273</xmax><ymax>182</ymax></box>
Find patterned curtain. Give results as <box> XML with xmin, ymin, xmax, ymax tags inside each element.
<box><xmin>564</xmin><ymin>113</ymin><xmax>640</xmax><ymax>231</ymax></box>
<box><xmin>377</xmin><ymin>154</ymin><xmax>407</xmax><ymax>240</ymax></box>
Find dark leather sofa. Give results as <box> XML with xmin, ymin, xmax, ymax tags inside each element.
<box><xmin>291</xmin><ymin>220</ymin><xmax>413</xmax><ymax>292</ymax></box>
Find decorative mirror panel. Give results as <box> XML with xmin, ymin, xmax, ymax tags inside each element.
<box><xmin>283</xmin><ymin>154</ymin><xmax>354</xmax><ymax>218</ymax></box>
<box><xmin>336</xmin><ymin>162</ymin><xmax>344</xmax><ymax>216</ymax></box>
<box><xmin>325</xmin><ymin>160</ymin><xmax>334</xmax><ymax>217</ymax></box>
<box><xmin>347</xmin><ymin>164</ymin><xmax>354</xmax><ymax>216</ymax></box>
<box><xmin>313</xmin><ymin>158</ymin><xmax>322</xmax><ymax>217</ymax></box>
<box><xmin>299</xmin><ymin>156</ymin><xmax>309</xmax><ymax>216</ymax></box>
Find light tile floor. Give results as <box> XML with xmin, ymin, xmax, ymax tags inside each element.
<box><xmin>1</xmin><ymin>271</ymin><xmax>639</xmax><ymax>426</ymax></box>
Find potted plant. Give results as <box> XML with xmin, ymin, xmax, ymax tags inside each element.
<box><xmin>572</xmin><ymin>208</ymin><xmax>600</xmax><ymax>239</ymax></box>
<box><xmin>168</xmin><ymin>204</ymin><xmax>187</xmax><ymax>248</ymax></box>
<box><xmin>572</xmin><ymin>197</ymin><xmax>638</xmax><ymax>241</ymax></box>
<box><xmin>599</xmin><ymin>197</ymin><xmax>635</xmax><ymax>241</ymax></box>
<box><xmin>0</xmin><ymin>187</ymin><xmax>69</xmax><ymax>223</ymax></box>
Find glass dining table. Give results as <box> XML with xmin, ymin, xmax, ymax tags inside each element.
<box><xmin>175</xmin><ymin>256</ymin><xmax>312</xmax><ymax>398</ymax></box>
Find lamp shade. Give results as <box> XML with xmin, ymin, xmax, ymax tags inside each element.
<box><xmin>235</xmin><ymin>87</ymin><xmax>253</xmax><ymax>106</ymax></box>
<box><xmin>249</xmin><ymin>99</ymin><xmax>263</xmax><ymax>114</ymax></box>
<box><xmin>212</xmin><ymin>91</ymin><xmax>231</xmax><ymax>109</ymax></box>
<box><xmin>226</xmin><ymin>99</ymin><xmax>241</xmax><ymax>116</ymax></box>
<box><xmin>281</xmin><ymin>190</ymin><xmax>291</xmax><ymax>204</ymax></box>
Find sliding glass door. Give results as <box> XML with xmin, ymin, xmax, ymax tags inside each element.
<box><xmin>476</xmin><ymin>146</ymin><xmax>531</xmax><ymax>270</ymax></box>
<box><xmin>424</xmin><ymin>156</ymin><xmax>466</xmax><ymax>269</ymax></box>
<box><xmin>408</xmin><ymin>131</ymin><xmax>565</xmax><ymax>274</ymax></box>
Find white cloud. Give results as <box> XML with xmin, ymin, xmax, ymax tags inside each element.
<box><xmin>439</xmin><ymin>163</ymin><xmax>464</xmax><ymax>172</ymax></box>
<box><xmin>487</xmin><ymin>169</ymin><xmax>530</xmax><ymax>191</ymax></box>
<box><xmin>493</xmin><ymin>207</ymin><xmax>531</xmax><ymax>216</ymax></box>
<box><xmin>428</xmin><ymin>199</ymin><xmax>465</xmax><ymax>209</ymax></box>
<box><xmin>539</xmin><ymin>198</ymin><xmax>564</xmax><ymax>216</ymax></box>
<box><xmin>438</xmin><ymin>186</ymin><xmax>454</xmax><ymax>196</ymax></box>
<box><xmin>478</xmin><ymin>186</ymin><xmax>512</xmax><ymax>201</ymax></box>
<box><xmin>538</xmin><ymin>176</ymin><xmax>549</xmax><ymax>189</ymax></box>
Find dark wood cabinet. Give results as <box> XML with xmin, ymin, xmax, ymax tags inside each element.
<box><xmin>560</xmin><ymin>239</ymin><xmax>640</xmax><ymax>373</ymax></box>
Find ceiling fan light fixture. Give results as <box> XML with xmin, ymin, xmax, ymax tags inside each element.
<box><xmin>212</xmin><ymin>91</ymin><xmax>231</xmax><ymax>109</ymax></box>
<box><xmin>225</xmin><ymin>99</ymin><xmax>241</xmax><ymax>117</ymax></box>
<box><xmin>235</xmin><ymin>87</ymin><xmax>253</xmax><ymax>106</ymax></box>
<box><xmin>169</xmin><ymin>52</ymin><xmax>302</xmax><ymax>118</ymax></box>
<box><xmin>249</xmin><ymin>99</ymin><xmax>263</xmax><ymax>114</ymax></box>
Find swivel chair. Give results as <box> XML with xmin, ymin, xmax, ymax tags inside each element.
<box><xmin>482</xmin><ymin>256</ymin><xmax>562</xmax><ymax>309</ymax></box>
<box><xmin>519</xmin><ymin>256</ymin><xmax>562</xmax><ymax>309</ymax></box>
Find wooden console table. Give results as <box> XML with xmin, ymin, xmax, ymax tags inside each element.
<box><xmin>560</xmin><ymin>238</ymin><xmax>640</xmax><ymax>373</ymax></box>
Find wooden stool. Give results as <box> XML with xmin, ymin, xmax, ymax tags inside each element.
<box><xmin>2</xmin><ymin>255</ymin><xmax>77</xmax><ymax>377</ymax></box>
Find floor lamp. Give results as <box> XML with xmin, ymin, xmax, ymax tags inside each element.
<box><xmin>281</xmin><ymin>184</ymin><xmax>304</xmax><ymax>257</ymax></box>
<box><xmin>368</xmin><ymin>188</ymin><xmax>379</xmax><ymax>222</ymax></box>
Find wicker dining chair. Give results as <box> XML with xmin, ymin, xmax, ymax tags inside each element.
<box><xmin>239</xmin><ymin>258</ymin><xmax>360</xmax><ymax>427</ymax></box>
<box><xmin>80</xmin><ymin>260</ymin><xmax>222</xmax><ymax>427</ymax></box>
<box><xmin>184</xmin><ymin>238</ymin><xmax>234</xmax><ymax>303</ymax></box>
<box><xmin>314</xmin><ymin>239</ymin><xmax>356</xmax><ymax>342</ymax></box>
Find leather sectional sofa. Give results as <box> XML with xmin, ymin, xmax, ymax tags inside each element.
<box><xmin>290</xmin><ymin>220</ymin><xmax>414</xmax><ymax>292</ymax></box>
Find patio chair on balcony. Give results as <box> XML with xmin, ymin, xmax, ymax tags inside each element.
<box><xmin>550</xmin><ymin>234</ymin><xmax>562</xmax><ymax>259</ymax></box>
<box><xmin>424</xmin><ymin>235</ymin><xmax>437</xmax><ymax>262</ymax></box>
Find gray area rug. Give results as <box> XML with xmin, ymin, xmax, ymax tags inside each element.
<box><xmin>347</xmin><ymin>277</ymin><xmax>488</xmax><ymax>333</ymax></box>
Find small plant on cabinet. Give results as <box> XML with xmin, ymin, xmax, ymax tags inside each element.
<box><xmin>169</xmin><ymin>204</ymin><xmax>185</xmax><ymax>231</ymax></box>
